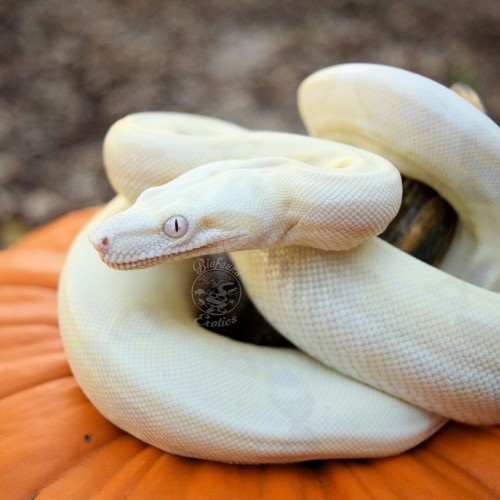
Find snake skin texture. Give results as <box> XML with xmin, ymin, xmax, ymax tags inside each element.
<box><xmin>58</xmin><ymin>64</ymin><xmax>500</xmax><ymax>464</ymax></box>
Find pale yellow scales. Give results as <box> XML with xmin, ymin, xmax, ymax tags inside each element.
<box><xmin>59</xmin><ymin>64</ymin><xmax>500</xmax><ymax>464</ymax></box>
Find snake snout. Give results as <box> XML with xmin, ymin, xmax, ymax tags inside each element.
<box><xmin>88</xmin><ymin>227</ymin><xmax>111</xmax><ymax>256</ymax></box>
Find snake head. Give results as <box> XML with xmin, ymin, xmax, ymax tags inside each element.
<box><xmin>89</xmin><ymin>160</ymin><xmax>286</xmax><ymax>270</ymax></box>
<box><xmin>89</xmin><ymin>155</ymin><xmax>401</xmax><ymax>270</ymax></box>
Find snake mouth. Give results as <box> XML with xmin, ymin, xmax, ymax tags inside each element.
<box><xmin>100</xmin><ymin>248</ymin><xmax>204</xmax><ymax>270</ymax></box>
<box><xmin>101</xmin><ymin>254</ymin><xmax>168</xmax><ymax>270</ymax></box>
<box><xmin>97</xmin><ymin>233</ymin><xmax>251</xmax><ymax>270</ymax></box>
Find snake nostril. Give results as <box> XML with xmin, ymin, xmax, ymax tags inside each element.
<box><xmin>89</xmin><ymin>229</ymin><xmax>110</xmax><ymax>254</ymax></box>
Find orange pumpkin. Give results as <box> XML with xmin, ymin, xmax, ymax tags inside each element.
<box><xmin>1</xmin><ymin>209</ymin><xmax>499</xmax><ymax>499</ymax></box>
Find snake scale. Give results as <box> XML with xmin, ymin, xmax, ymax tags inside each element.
<box><xmin>59</xmin><ymin>63</ymin><xmax>500</xmax><ymax>464</ymax></box>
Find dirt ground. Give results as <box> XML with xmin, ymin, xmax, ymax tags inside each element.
<box><xmin>1</xmin><ymin>0</ymin><xmax>499</xmax><ymax>247</ymax></box>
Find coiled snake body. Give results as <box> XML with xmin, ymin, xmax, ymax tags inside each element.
<box><xmin>59</xmin><ymin>64</ymin><xmax>500</xmax><ymax>464</ymax></box>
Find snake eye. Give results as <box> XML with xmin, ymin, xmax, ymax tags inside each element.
<box><xmin>163</xmin><ymin>215</ymin><xmax>189</xmax><ymax>238</ymax></box>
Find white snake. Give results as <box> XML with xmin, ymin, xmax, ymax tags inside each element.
<box><xmin>59</xmin><ymin>63</ymin><xmax>500</xmax><ymax>464</ymax></box>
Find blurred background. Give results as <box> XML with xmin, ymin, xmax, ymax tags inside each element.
<box><xmin>1</xmin><ymin>0</ymin><xmax>499</xmax><ymax>247</ymax></box>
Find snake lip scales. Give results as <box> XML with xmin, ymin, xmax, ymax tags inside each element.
<box><xmin>59</xmin><ymin>63</ymin><xmax>500</xmax><ymax>464</ymax></box>
<box><xmin>91</xmin><ymin>233</ymin><xmax>249</xmax><ymax>270</ymax></box>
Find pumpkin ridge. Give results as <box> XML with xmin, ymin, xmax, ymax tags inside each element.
<box><xmin>343</xmin><ymin>461</ymin><xmax>401</xmax><ymax>500</ymax></box>
<box><xmin>0</xmin><ymin>311</ymin><xmax>59</xmax><ymax>327</ymax></box>
<box><xmin>0</xmin><ymin>323</ymin><xmax>60</xmax><ymax>348</ymax></box>
<box><xmin>331</xmin><ymin>459</ymin><xmax>382</xmax><ymax>500</ymax></box>
<box><xmin>126</xmin><ymin>452</ymin><xmax>201</xmax><ymax>498</ymax></box>
<box><xmin>0</xmin><ymin>284</ymin><xmax>57</xmax><ymax>301</ymax></box>
<box><xmin>1</xmin><ymin>352</ymin><xmax>71</xmax><ymax>399</ymax></box>
<box><xmin>0</xmin><ymin>375</ymin><xmax>76</xmax><ymax>405</ymax></box>
<box><xmin>0</xmin><ymin>287</ymin><xmax>58</xmax><ymax>326</ymax></box>
<box><xmin>412</xmin><ymin>448</ymin><xmax>497</xmax><ymax>499</ymax></box>
<box><xmin>423</xmin><ymin>424</ymin><xmax>500</xmax><ymax>495</ymax></box>
<box><xmin>0</xmin><ymin>249</ymin><xmax>64</xmax><ymax>288</ymax></box>
<box><xmin>2</xmin><ymin>336</ymin><xmax>64</xmax><ymax>358</ymax></box>
<box><xmin>92</xmin><ymin>446</ymin><xmax>164</xmax><ymax>499</ymax></box>
<box><xmin>36</xmin><ymin>435</ymin><xmax>145</xmax><ymax>499</ymax></box>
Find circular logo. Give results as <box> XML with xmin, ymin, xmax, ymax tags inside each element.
<box><xmin>191</xmin><ymin>266</ymin><xmax>241</xmax><ymax>317</ymax></box>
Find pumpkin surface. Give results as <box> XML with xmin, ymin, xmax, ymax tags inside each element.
<box><xmin>0</xmin><ymin>209</ymin><xmax>499</xmax><ymax>499</ymax></box>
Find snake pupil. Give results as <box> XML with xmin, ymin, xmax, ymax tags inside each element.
<box><xmin>163</xmin><ymin>214</ymin><xmax>189</xmax><ymax>238</ymax></box>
